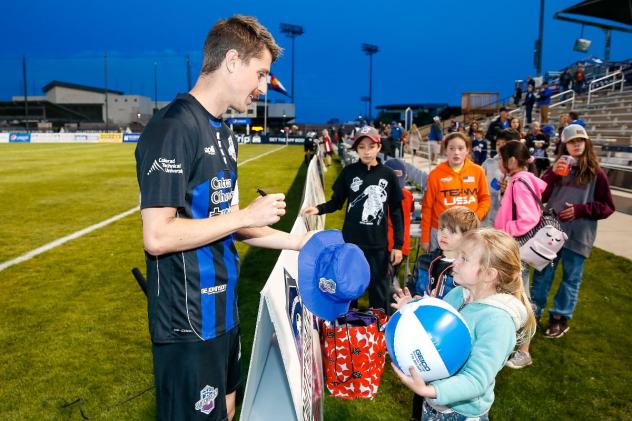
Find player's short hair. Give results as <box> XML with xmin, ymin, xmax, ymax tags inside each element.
<box><xmin>439</xmin><ymin>206</ymin><xmax>480</xmax><ymax>234</ymax></box>
<box><xmin>201</xmin><ymin>15</ymin><xmax>282</xmax><ymax>74</ymax></box>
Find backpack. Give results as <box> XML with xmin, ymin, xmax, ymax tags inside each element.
<box><xmin>512</xmin><ymin>178</ymin><xmax>568</xmax><ymax>270</ymax></box>
<box><xmin>411</xmin><ymin>251</ymin><xmax>456</xmax><ymax>299</ymax></box>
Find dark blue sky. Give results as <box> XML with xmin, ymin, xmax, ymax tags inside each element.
<box><xmin>3</xmin><ymin>0</ymin><xmax>632</xmax><ymax>123</ymax></box>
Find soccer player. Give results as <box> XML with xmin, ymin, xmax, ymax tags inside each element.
<box><xmin>135</xmin><ymin>15</ymin><xmax>312</xmax><ymax>421</ymax></box>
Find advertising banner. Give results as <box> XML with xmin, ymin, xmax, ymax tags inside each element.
<box><xmin>98</xmin><ymin>133</ymin><xmax>122</xmax><ymax>143</ymax></box>
<box><xmin>123</xmin><ymin>133</ymin><xmax>141</xmax><ymax>143</ymax></box>
<box><xmin>9</xmin><ymin>133</ymin><xmax>31</xmax><ymax>143</ymax></box>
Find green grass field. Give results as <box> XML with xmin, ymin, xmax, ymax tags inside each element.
<box><xmin>0</xmin><ymin>144</ymin><xmax>630</xmax><ymax>420</ymax></box>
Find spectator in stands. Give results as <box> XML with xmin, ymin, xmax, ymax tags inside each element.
<box><xmin>421</xmin><ymin>132</ymin><xmax>491</xmax><ymax>251</ymax></box>
<box><xmin>560</xmin><ymin>69</ymin><xmax>573</xmax><ymax>92</ymax></box>
<box><xmin>391</xmin><ymin>121</ymin><xmax>403</xmax><ymax>158</ymax></box>
<box><xmin>532</xmin><ymin>125</ymin><xmax>615</xmax><ymax>339</ymax></box>
<box><xmin>428</xmin><ymin>116</ymin><xmax>443</xmax><ymax>163</ymax></box>
<box><xmin>537</xmin><ymin>81</ymin><xmax>552</xmax><ymax>124</ymax></box>
<box><xmin>525</xmin><ymin>121</ymin><xmax>550</xmax><ymax>176</ymax></box>
<box><xmin>523</xmin><ymin>85</ymin><xmax>536</xmax><ymax>124</ymax></box>
<box><xmin>485</xmin><ymin>107</ymin><xmax>510</xmax><ymax>157</ymax></box>
<box><xmin>510</xmin><ymin>116</ymin><xmax>524</xmax><ymax>138</ymax></box>
<box><xmin>527</xmin><ymin>75</ymin><xmax>536</xmax><ymax>90</ymax></box>
<box><xmin>555</xmin><ymin>114</ymin><xmax>570</xmax><ymax>156</ymax></box>
<box><xmin>482</xmin><ymin>129</ymin><xmax>520</xmax><ymax>227</ymax></box>
<box><xmin>471</xmin><ymin>129</ymin><xmax>487</xmax><ymax>165</ymax></box>
<box><xmin>569</xmin><ymin>111</ymin><xmax>586</xmax><ymax>128</ymax></box>
<box><xmin>408</xmin><ymin>123</ymin><xmax>422</xmax><ymax>156</ymax></box>
<box><xmin>448</xmin><ymin>117</ymin><xmax>461</xmax><ymax>134</ymax></box>
<box><xmin>514</xmin><ymin>82</ymin><xmax>523</xmax><ymax>107</ymax></box>
<box><xmin>574</xmin><ymin>64</ymin><xmax>585</xmax><ymax>94</ymax></box>
<box><xmin>301</xmin><ymin>127</ymin><xmax>404</xmax><ymax>312</ymax></box>
<box><xmin>467</xmin><ymin>120</ymin><xmax>481</xmax><ymax>138</ymax></box>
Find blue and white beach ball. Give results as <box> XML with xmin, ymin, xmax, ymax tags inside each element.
<box><xmin>386</xmin><ymin>297</ymin><xmax>471</xmax><ymax>381</ymax></box>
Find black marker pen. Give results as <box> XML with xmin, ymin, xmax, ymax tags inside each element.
<box><xmin>256</xmin><ymin>188</ymin><xmax>267</xmax><ymax>197</ymax></box>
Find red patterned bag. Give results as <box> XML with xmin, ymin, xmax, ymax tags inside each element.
<box><xmin>321</xmin><ymin>309</ymin><xmax>388</xmax><ymax>399</ymax></box>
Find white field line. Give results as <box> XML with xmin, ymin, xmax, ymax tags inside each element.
<box><xmin>0</xmin><ymin>145</ymin><xmax>287</xmax><ymax>272</ymax></box>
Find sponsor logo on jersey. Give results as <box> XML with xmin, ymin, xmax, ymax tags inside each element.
<box><xmin>440</xmin><ymin>176</ymin><xmax>453</xmax><ymax>183</ymax></box>
<box><xmin>201</xmin><ymin>284</ymin><xmax>227</xmax><ymax>295</ymax></box>
<box><xmin>146</xmin><ymin>157</ymin><xmax>183</xmax><ymax>175</ymax></box>
<box><xmin>195</xmin><ymin>385</ymin><xmax>218</xmax><ymax>415</ymax></box>
<box><xmin>204</xmin><ymin>146</ymin><xmax>216</xmax><ymax>155</ymax></box>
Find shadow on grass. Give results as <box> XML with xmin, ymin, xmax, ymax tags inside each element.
<box><xmin>234</xmin><ymin>160</ymin><xmax>308</xmax><ymax>406</ymax></box>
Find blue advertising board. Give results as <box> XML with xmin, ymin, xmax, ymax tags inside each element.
<box><xmin>9</xmin><ymin>132</ymin><xmax>31</xmax><ymax>143</ymax></box>
<box><xmin>123</xmin><ymin>133</ymin><xmax>141</xmax><ymax>143</ymax></box>
<box><xmin>227</xmin><ymin>118</ymin><xmax>252</xmax><ymax>125</ymax></box>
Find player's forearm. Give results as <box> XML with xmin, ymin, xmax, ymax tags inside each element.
<box><xmin>142</xmin><ymin>209</ymin><xmax>252</xmax><ymax>256</ymax></box>
<box><xmin>238</xmin><ymin>226</ymin><xmax>303</xmax><ymax>250</ymax></box>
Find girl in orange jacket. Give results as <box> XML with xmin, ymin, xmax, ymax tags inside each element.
<box><xmin>421</xmin><ymin>132</ymin><xmax>491</xmax><ymax>251</ymax></box>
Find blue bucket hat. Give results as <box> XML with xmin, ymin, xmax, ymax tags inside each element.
<box><xmin>298</xmin><ymin>230</ymin><xmax>370</xmax><ymax>321</ymax></box>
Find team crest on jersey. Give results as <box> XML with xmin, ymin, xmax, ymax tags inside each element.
<box><xmin>350</xmin><ymin>177</ymin><xmax>363</xmax><ymax>192</ymax></box>
<box><xmin>195</xmin><ymin>385</ymin><xmax>218</xmax><ymax>415</ymax></box>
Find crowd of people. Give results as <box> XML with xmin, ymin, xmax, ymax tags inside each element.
<box><xmin>133</xmin><ymin>13</ymin><xmax>617</xmax><ymax>421</ymax></box>
<box><xmin>306</xmin><ymin>102</ymin><xmax>615</xmax><ymax>419</ymax></box>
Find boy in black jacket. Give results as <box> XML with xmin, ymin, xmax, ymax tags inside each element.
<box><xmin>301</xmin><ymin>126</ymin><xmax>404</xmax><ymax>312</ymax></box>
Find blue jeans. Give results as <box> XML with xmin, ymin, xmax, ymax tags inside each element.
<box><xmin>531</xmin><ymin>247</ymin><xmax>586</xmax><ymax>320</ymax></box>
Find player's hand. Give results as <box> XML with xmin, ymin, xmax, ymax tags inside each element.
<box><xmin>244</xmin><ymin>193</ymin><xmax>286</xmax><ymax>227</ymax></box>
<box><xmin>300</xmin><ymin>206</ymin><xmax>319</xmax><ymax>217</ymax></box>
<box><xmin>391</xmin><ymin>249</ymin><xmax>403</xmax><ymax>265</ymax></box>
<box><xmin>391</xmin><ymin>364</ymin><xmax>437</xmax><ymax>398</ymax></box>
<box><xmin>421</xmin><ymin>242</ymin><xmax>430</xmax><ymax>252</ymax></box>
<box><xmin>391</xmin><ymin>287</ymin><xmax>414</xmax><ymax>310</ymax></box>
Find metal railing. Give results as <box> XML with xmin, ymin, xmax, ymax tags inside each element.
<box><xmin>587</xmin><ymin>69</ymin><xmax>624</xmax><ymax>104</ymax></box>
<box><xmin>550</xmin><ymin>89</ymin><xmax>576</xmax><ymax>109</ymax></box>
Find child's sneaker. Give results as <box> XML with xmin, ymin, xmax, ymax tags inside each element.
<box><xmin>505</xmin><ymin>351</ymin><xmax>532</xmax><ymax>369</ymax></box>
<box><xmin>544</xmin><ymin>316</ymin><xmax>569</xmax><ymax>339</ymax></box>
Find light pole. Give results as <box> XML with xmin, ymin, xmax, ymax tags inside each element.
<box><xmin>362</xmin><ymin>43</ymin><xmax>378</xmax><ymax>122</ymax></box>
<box><xmin>280</xmin><ymin>23</ymin><xmax>304</xmax><ymax>104</ymax></box>
<box><xmin>535</xmin><ymin>0</ymin><xmax>545</xmax><ymax>76</ymax></box>
<box><xmin>153</xmin><ymin>62</ymin><xmax>158</xmax><ymax>114</ymax></box>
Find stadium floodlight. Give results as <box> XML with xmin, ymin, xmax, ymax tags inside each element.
<box><xmin>280</xmin><ymin>23</ymin><xmax>304</xmax><ymax>104</ymax></box>
<box><xmin>361</xmin><ymin>43</ymin><xmax>379</xmax><ymax>121</ymax></box>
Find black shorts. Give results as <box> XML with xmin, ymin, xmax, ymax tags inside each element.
<box><xmin>152</xmin><ymin>327</ymin><xmax>242</xmax><ymax>421</ymax></box>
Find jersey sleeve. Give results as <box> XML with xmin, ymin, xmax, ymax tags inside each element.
<box><xmin>136</xmin><ymin>118</ymin><xmax>193</xmax><ymax>210</ymax></box>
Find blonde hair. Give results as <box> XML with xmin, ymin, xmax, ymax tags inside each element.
<box><xmin>460</xmin><ymin>228</ymin><xmax>536</xmax><ymax>344</ymax></box>
<box><xmin>439</xmin><ymin>206</ymin><xmax>480</xmax><ymax>234</ymax></box>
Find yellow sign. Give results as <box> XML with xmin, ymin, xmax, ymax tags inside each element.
<box><xmin>98</xmin><ymin>133</ymin><xmax>122</xmax><ymax>143</ymax></box>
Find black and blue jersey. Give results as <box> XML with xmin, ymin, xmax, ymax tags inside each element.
<box><xmin>136</xmin><ymin>93</ymin><xmax>241</xmax><ymax>343</ymax></box>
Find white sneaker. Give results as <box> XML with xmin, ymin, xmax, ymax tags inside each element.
<box><xmin>505</xmin><ymin>351</ymin><xmax>533</xmax><ymax>369</ymax></box>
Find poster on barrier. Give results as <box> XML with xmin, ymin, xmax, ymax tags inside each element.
<box><xmin>98</xmin><ymin>133</ymin><xmax>123</xmax><ymax>143</ymax></box>
<box><xmin>123</xmin><ymin>133</ymin><xmax>141</xmax><ymax>143</ymax></box>
<box><xmin>240</xmin><ymin>156</ymin><xmax>326</xmax><ymax>421</ymax></box>
<box><xmin>0</xmin><ymin>133</ymin><xmax>9</xmax><ymax>143</ymax></box>
<box><xmin>9</xmin><ymin>133</ymin><xmax>31</xmax><ymax>143</ymax></box>
<box><xmin>31</xmin><ymin>133</ymin><xmax>62</xmax><ymax>143</ymax></box>
<box><xmin>71</xmin><ymin>133</ymin><xmax>99</xmax><ymax>143</ymax></box>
